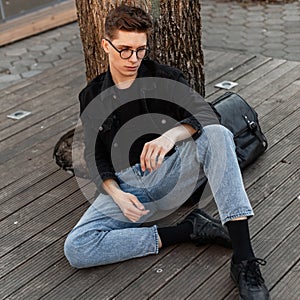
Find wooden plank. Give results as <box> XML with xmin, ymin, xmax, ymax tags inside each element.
<box><xmin>0</xmin><ymin>132</ymin><xmax>73</xmax><ymax>191</ymax></box>
<box><xmin>0</xmin><ymin>58</ymin><xmax>83</xmax><ymax>113</ymax></box>
<box><xmin>6</xmin><ymin>258</ymin><xmax>75</xmax><ymax>300</ymax></box>
<box><xmin>0</xmin><ymin>161</ymin><xmax>58</xmax><ymax>202</ymax></box>
<box><xmin>205</xmin><ymin>52</ymin><xmax>256</xmax><ymax>85</ymax></box>
<box><xmin>153</xmin><ymin>197</ymin><xmax>300</xmax><ymax>300</ymax></box>
<box><xmin>243</xmin><ymin>64</ymin><xmax>300</xmax><ymax>107</ymax></box>
<box><xmin>242</xmin><ymin>120</ymin><xmax>299</xmax><ymax>187</ymax></box>
<box><xmin>0</xmin><ymin>182</ymin><xmax>91</xmax><ymax>260</ymax></box>
<box><xmin>0</xmin><ymin>183</ymin><xmax>94</xmax><ymax>277</ymax></box>
<box><xmin>206</xmin><ymin>58</ymin><xmax>289</xmax><ymax>102</ymax></box>
<box><xmin>271</xmin><ymin>260</ymin><xmax>300</xmax><ymax>300</ymax></box>
<box><xmin>115</xmin><ymin>247</ymin><xmax>227</xmax><ymax>300</ymax></box>
<box><xmin>205</xmin><ymin>55</ymin><xmax>273</xmax><ymax>97</ymax></box>
<box><xmin>0</xmin><ymin>89</ymin><xmax>77</xmax><ymax>138</ymax></box>
<box><xmin>0</xmin><ymin>207</ymin><xmax>88</xmax><ymax>299</ymax></box>
<box><xmin>0</xmin><ymin>173</ymin><xmax>75</xmax><ymax>228</ymax></box>
<box><xmin>0</xmin><ymin>111</ymin><xmax>78</xmax><ymax>164</ymax></box>
<box><xmin>0</xmin><ymin>0</ymin><xmax>77</xmax><ymax>46</ymax></box>
<box><xmin>247</xmin><ymin>147</ymin><xmax>300</xmax><ymax>208</ymax></box>
<box><xmin>185</xmin><ymin>176</ymin><xmax>299</xmax><ymax>300</ymax></box>
<box><xmin>149</xmin><ymin>246</ymin><xmax>229</xmax><ymax>300</ymax></box>
<box><xmin>255</xmin><ymin>80</ymin><xmax>300</xmax><ymax>119</ymax></box>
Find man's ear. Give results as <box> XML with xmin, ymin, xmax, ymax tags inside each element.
<box><xmin>102</xmin><ymin>39</ymin><xmax>109</xmax><ymax>53</ymax></box>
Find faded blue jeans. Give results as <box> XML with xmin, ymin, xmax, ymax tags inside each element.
<box><xmin>64</xmin><ymin>125</ymin><xmax>253</xmax><ymax>268</ymax></box>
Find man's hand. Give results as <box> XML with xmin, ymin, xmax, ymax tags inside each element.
<box><xmin>140</xmin><ymin>124</ymin><xmax>197</xmax><ymax>172</ymax></box>
<box><xmin>103</xmin><ymin>179</ymin><xmax>149</xmax><ymax>222</ymax></box>
<box><xmin>140</xmin><ymin>135</ymin><xmax>175</xmax><ymax>172</ymax></box>
<box><xmin>112</xmin><ymin>190</ymin><xmax>150</xmax><ymax>222</ymax></box>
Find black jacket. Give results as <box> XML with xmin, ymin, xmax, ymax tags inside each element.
<box><xmin>79</xmin><ymin>59</ymin><xmax>219</xmax><ymax>192</ymax></box>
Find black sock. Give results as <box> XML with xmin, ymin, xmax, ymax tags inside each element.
<box><xmin>157</xmin><ymin>222</ymin><xmax>193</xmax><ymax>248</ymax></box>
<box><xmin>226</xmin><ymin>219</ymin><xmax>255</xmax><ymax>263</ymax></box>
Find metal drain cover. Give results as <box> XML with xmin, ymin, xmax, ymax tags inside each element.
<box><xmin>7</xmin><ymin>110</ymin><xmax>32</xmax><ymax>120</ymax></box>
<box><xmin>215</xmin><ymin>81</ymin><xmax>238</xmax><ymax>90</ymax></box>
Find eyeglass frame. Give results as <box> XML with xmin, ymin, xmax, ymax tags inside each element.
<box><xmin>104</xmin><ymin>38</ymin><xmax>150</xmax><ymax>60</ymax></box>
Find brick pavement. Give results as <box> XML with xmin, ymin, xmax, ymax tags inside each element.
<box><xmin>0</xmin><ymin>0</ymin><xmax>300</xmax><ymax>90</ymax></box>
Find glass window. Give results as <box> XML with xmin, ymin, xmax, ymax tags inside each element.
<box><xmin>0</xmin><ymin>0</ymin><xmax>67</xmax><ymax>21</ymax></box>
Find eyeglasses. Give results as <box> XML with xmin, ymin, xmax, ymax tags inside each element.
<box><xmin>105</xmin><ymin>39</ymin><xmax>149</xmax><ymax>60</ymax></box>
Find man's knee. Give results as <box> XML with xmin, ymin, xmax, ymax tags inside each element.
<box><xmin>64</xmin><ymin>232</ymin><xmax>86</xmax><ymax>268</ymax></box>
<box><xmin>203</xmin><ymin>124</ymin><xmax>233</xmax><ymax>138</ymax></box>
<box><xmin>64</xmin><ymin>229</ymin><xmax>105</xmax><ymax>269</ymax></box>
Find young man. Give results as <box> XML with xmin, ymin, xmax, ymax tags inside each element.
<box><xmin>64</xmin><ymin>5</ymin><xmax>270</xmax><ymax>299</ymax></box>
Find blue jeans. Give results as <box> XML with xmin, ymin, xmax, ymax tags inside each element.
<box><xmin>64</xmin><ymin>125</ymin><xmax>253</xmax><ymax>268</ymax></box>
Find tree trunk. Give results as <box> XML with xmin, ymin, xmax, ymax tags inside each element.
<box><xmin>75</xmin><ymin>0</ymin><xmax>205</xmax><ymax>96</ymax></box>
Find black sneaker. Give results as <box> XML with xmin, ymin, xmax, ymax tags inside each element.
<box><xmin>231</xmin><ymin>257</ymin><xmax>270</xmax><ymax>300</ymax></box>
<box><xmin>179</xmin><ymin>208</ymin><xmax>232</xmax><ymax>248</ymax></box>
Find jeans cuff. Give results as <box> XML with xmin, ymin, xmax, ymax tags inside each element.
<box><xmin>222</xmin><ymin>210</ymin><xmax>254</xmax><ymax>225</ymax></box>
<box><xmin>152</xmin><ymin>225</ymin><xmax>160</xmax><ymax>254</ymax></box>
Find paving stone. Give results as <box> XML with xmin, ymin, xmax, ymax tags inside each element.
<box><xmin>21</xmin><ymin>51</ymin><xmax>45</xmax><ymax>60</ymax></box>
<box><xmin>265</xmin><ymin>36</ymin><xmax>285</xmax><ymax>44</ymax></box>
<box><xmin>9</xmin><ymin>65</ymin><xmax>29</xmax><ymax>74</ymax></box>
<box><xmin>228</xmin><ymin>19</ymin><xmax>246</xmax><ymax>25</ymax></box>
<box><xmin>246</xmin><ymin>46</ymin><xmax>265</xmax><ymax>54</ymax></box>
<box><xmin>284</xmin><ymin>33</ymin><xmax>300</xmax><ymax>39</ymax></box>
<box><xmin>262</xmin><ymin>49</ymin><xmax>287</xmax><ymax>58</ymax></box>
<box><xmin>50</xmin><ymin>41</ymin><xmax>72</xmax><ymax>49</ymax></box>
<box><xmin>0</xmin><ymin>60</ymin><xmax>13</xmax><ymax>69</ymax></box>
<box><xmin>246</xmin><ymin>16</ymin><xmax>265</xmax><ymax>22</ymax></box>
<box><xmin>284</xmin><ymin>39</ymin><xmax>300</xmax><ymax>46</ymax></box>
<box><xmin>247</xmin><ymin>5</ymin><xmax>264</xmax><ymax>11</ymax></box>
<box><xmin>283</xmin><ymin>15</ymin><xmax>300</xmax><ymax>21</ymax></box>
<box><xmin>60</xmin><ymin>51</ymin><xmax>85</xmax><ymax>60</ymax></box>
<box><xmin>283</xmin><ymin>9</ymin><xmax>300</xmax><ymax>15</ymax></box>
<box><xmin>37</xmin><ymin>54</ymin><xmax>61</xmax><ymax>63</ymax></box>
<box><xmin>5</xmin><ymin>48</ymin><xmax>28</xmax><ymax>56</ymax></box>
<box><xmin>242</xmin><ymin>39</ymin><xmax>265</xmax><ymax>47</ymax></box>
<box><xmin>262</xmin><ymin>43</ymin><xmax>286</xmax><ymax>50</ymax></box>
<box><xmin>0</xmin><ymin>74</ymin><xmax>22</xmax><ymax>83</ymax></box>
<box><xmin>245</xmin><ymin>22</ymin><xmax>265</xmax><ymax>28</ymax></box>
<box><xmin>21</xmin><ymin>70</ymin><xmax>43</xmax><ymax>78</ymax></box>
<box><xmin>12</xmin><ymin>59</ymin><xmax>36</xmax><ymax>67</ymax></box>
<box><xmin>285</xmin><ymin>46</ymin><xmax>300</xmax><ymax>54</ymax></box>
<box><xmin>265</xmin><ymin>19</ymin><xmax>284</xmax><ymax>25</ymax></box>
<box><xmin>43</xmin><ymin>48</ymin><xmax>67</xmax><ymax>56</ymax></box>
<box><xmin>206</xmin><ymin>27</ymin><xmax>229</xmax><ymax>34</ymax></box>
<box><xmin>284</xmin><ymin>53</ymin><xmax>300</xmax><ymax>61</ymax></box>
<box><xmin>283</xmin><ymin>26</ymin><xmax>300</xmax><ymax>33</ymax></box>
<box><xmin>28</xmin><ymin>45</ymin><xmax>50</xmax><ymax>51</ymax></box>
<box><xmin>0</xmin><ymin>82</ymin><xmax>13</xmax><ymax>90</ymax></box>
<box><xmin>31</xmin><ymin>62</ymin><xmax>54</xmax><ymax>70</ymax></box>
<box><xmin>264</xmin><ymin>30</ymin><xmax>285</xmax><ymax>37</ymax></box>
<box><xmin>242</xmin><ymin>33</ymin><xmax>265</xmax><ymax>40</ymax></box>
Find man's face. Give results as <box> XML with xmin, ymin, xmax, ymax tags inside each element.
<box><xmin>102</xmin><ymin>30</ymin><xmax>148</xmax><ymax>84</ymax></box>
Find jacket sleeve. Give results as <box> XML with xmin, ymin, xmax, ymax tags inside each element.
<box><xmin>79</xmin><ymin>88</ymin><xmax>118</xmax><ymax>194</ymax></box>
<box><xmin>173</xmin><ymin>72</ymin><xmax>220</xmax><ymax>133</ymax></box>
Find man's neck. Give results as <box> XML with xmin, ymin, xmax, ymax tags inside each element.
<box><xmin>110</xmin><ymin>66</ymin><xmax>138</xmax><ymax>89</ymax></box>
<box><xmin>113</xmin><ymin>78</ymin><xmax>136</xmax><ymax>90</ymax></box>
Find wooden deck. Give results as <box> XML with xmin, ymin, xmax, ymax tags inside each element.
<box><xmin>0</xmin><ymin>49</ymin><xmax>299</xmax><ymax>300</ymax></box>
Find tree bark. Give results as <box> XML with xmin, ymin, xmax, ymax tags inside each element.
<box><xmin>75</xmin><ymin>0</ymin><xmax>205</xmax><ymax>96</ymax></box>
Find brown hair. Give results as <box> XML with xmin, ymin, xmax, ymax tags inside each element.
<box><xmin>105</xmin><ymin>4</ymin><xmax>153</xmax><ymax>40</ymax></box>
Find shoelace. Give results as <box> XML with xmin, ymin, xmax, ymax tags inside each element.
<box><xmin>244</xmin><ymin>258</ymin><xmax>267</xmax><ymax>286</ymax></box>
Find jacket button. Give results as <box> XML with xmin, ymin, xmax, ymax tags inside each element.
<box><xmin>99</xmin><ymin>126</ymin><xmax>103</xmax><ymax>131</ymax></box>
<box><xmin>113</xmin><ymin>142</ymin><xmax>118</xmax><ymax>147</ymax></box>
<box><xmin>161</xmin><ymin>119</ymin><xmax>167</xmax><ymax>124</ymax></box>
<box><xmin>113</xmin><ymin>95</ymin><xmax>117</xmax><ymax>100</ymax></box>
